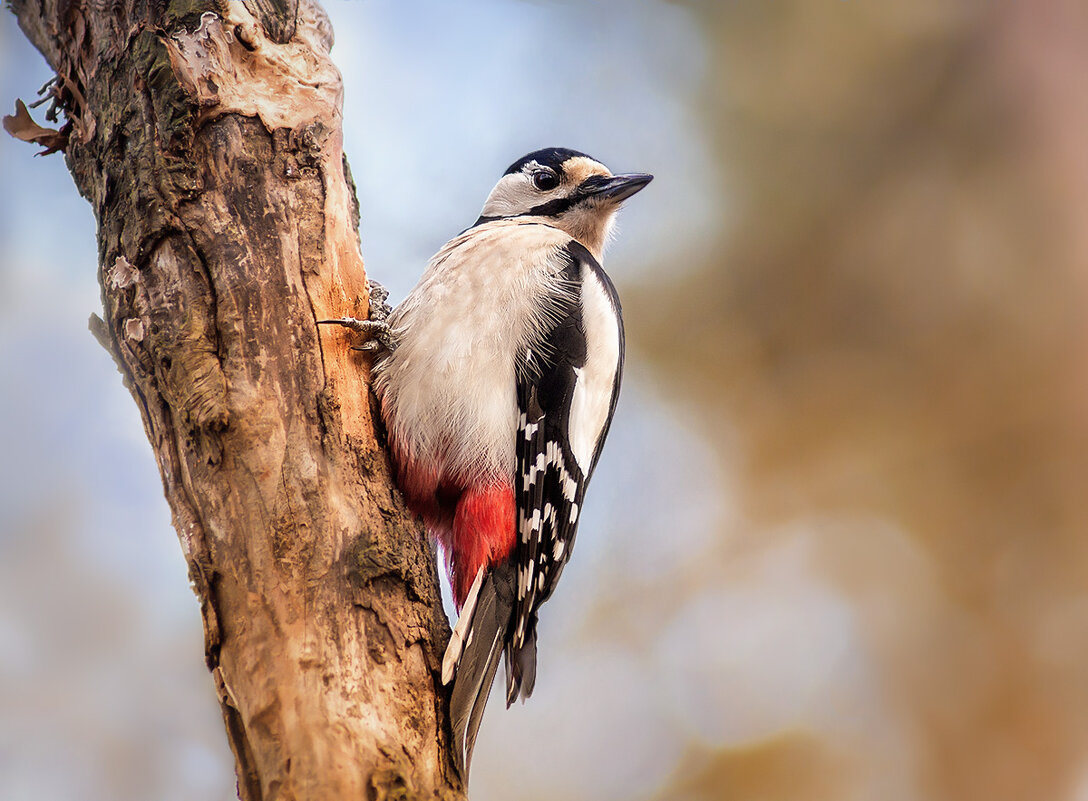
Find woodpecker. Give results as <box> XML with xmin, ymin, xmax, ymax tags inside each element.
<box><xmin>321</xmin><ymin>148</ymin><xmax>651</xmax><ymax>775</ymax></box>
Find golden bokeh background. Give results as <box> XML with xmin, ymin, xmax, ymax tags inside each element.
<box><xmin>2</xmin><ymin>2</ymin><xmax>1086</xmax><ymax>799</ymax></box>
<box><xmin>626</xmin><ymin>3</ymin><xmax>1088</xmax><ymax>799</ymax></box>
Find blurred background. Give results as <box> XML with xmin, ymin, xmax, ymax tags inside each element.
<box><xmin>3</xmin><ymin>1</ymin><xmax>1087</xmax><ymax>799</ymax></box>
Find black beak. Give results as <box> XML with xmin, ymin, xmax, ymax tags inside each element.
<box><xmin>584</xmin><ymin>172</ymin><xmax>654</xmax><ymax>203</ymax></box>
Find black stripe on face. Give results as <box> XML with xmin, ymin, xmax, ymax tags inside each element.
<box><xmin>524</xmin><ymin>194</ymin><xmax>583</xmax><ymax>218</ymax></box>
<box><xmin>472</xmin><ymin>178</ymin><xmax>603</xmax><ymax>225</ymax></box>
<box><xmin>474</xmin><ymin>188</ymin><xmax>595</xmax><ymax>225</ymax></box>
<box><xmin>521</xmin><ymin>173</ymin><xmax>613</xmax><ymax>218</ymax></box>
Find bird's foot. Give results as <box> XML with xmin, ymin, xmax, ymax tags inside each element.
<box><xmin>317</xmin><ymin>317</ymin><xmax>395</xmax><ymax>352</ymax></box>
<box><xmin>317</xmin><ymin>281</ymin><xmax>397</xmax><ymax>352</ymax></box>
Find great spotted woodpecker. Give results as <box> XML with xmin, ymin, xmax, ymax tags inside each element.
<box><xmin>321</xmin><ymin>148</ymin><xmax>651</xmax><ymax>775</ymax></box>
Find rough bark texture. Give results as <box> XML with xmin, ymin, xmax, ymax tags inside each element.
<box><xmin>8</xmin><ymin>0</ymin><xmax>463</xmax><ymax>798</ymax></box>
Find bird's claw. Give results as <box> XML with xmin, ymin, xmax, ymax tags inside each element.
<box><xmin>317</xmin><ymin>280</ymin><xmax>397</xmax><ymax>353</ymax></box>
<box><xmin>317</xmin><ymin>316</ymin><xmax>397</xmax><ymax>353</ymax></box>
<box><xmin>318</xmin><ymin>316</ymin><xmax>384</xmax><ymax>334</ymax></box>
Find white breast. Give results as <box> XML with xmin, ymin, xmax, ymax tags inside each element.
<box><xmin>375</xmin><ymin>221</ymin><xmax>573</xmax><ymax>483</ymax></box>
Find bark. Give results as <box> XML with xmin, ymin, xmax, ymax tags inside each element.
<box><xmin>7</xmin><ymin>0</ymin><xmax>463</xmax><ymax>798</ymax></box>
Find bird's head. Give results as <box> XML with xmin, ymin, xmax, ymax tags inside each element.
<box><xmin>477</xmin><ymin>148</ymin><xmax>653</xmax><ymax>261</ymax></box>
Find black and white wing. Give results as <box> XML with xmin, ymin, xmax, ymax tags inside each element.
<box><xmin>505</xmin><ymin>240</ymin><xmax>625</xmax><ymax>705</ymax></box>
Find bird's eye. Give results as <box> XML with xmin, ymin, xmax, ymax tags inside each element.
<box><xmin>532</xmin><ymin>171</ymin><xmax>559</xmax><ymax>191</ymax></box>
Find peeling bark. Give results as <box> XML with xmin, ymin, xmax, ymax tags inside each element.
<box><xmin>8</xmin><ymin>0</ymin><xmax>463</xmax><ymax>798</ymax></box>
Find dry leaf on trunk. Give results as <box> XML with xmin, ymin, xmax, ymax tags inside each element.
<box><xmin>3</xmin><ymin>99</ymin><xmax>68</xmax><ymax>154</ymax></box>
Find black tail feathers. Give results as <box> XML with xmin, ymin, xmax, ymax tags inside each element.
<box><xmin>505</xmin><ymin>624</ymin><xmax>537</xmax><ymax>706</ymax></box>
<box><xmin>448</xmin><ymin>563</ymin><xmax>539</xmax><ymax>779</ymax></box>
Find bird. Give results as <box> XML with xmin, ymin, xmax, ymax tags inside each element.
<box><xmin>320</xmin><ymin>147</ymin><xmax>651</xmax><ymax>776</ymax></box>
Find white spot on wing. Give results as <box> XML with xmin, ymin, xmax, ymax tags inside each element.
<box><xmin>563</xmin><ymin>474</ymin><xmax>578</xmax><ymax>501</ymax></box>
<box><xmin>569</xmin><ymin>269</ymin><xmax>621</xmax><ymax>472</ymax></box>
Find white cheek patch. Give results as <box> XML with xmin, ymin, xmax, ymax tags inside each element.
<box><xmin>480</xmin><ymin>172</ymin><xmax>536</xmax><ymax>218</ymax></box>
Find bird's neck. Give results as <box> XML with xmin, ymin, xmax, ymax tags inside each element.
<box><xmin>555</xmin><ymin>208</ymin><xmax>615</xmax><ymax>263</ymax></box>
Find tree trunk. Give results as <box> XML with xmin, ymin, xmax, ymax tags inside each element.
<box><xmin>7</xmin><ymin>0</ymin><xmax>463</xmax><ymax>798</ymax></box>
